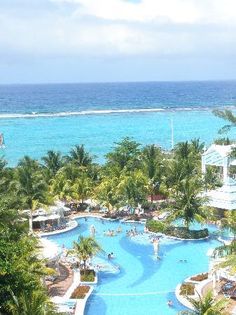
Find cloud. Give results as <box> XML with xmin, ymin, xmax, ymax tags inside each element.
<box><xmin>0</xmin><ymin>0</ymin><xmax>236</xmax><ymax>60</ymax></box>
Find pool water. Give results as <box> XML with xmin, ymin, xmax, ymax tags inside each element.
<box><xmin>47</xmin><ymin>218</ymin><xmax>221</xmax><ymax>315</ymax></box>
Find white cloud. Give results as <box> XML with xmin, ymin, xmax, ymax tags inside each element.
<box><xmin>0</xmin><ymin>0</ymin><xmax>236</xmax><ymax>59</ymax></box>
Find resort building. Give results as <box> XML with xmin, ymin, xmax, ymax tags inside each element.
<box><xmin>202</xmin><ymin>143</ymin><xmax>236</xmax><ymax>210</ymax></box>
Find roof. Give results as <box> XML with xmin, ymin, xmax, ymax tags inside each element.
<box><xmin>202</xmin><ymin>144</ymin><xmax>236</xmax><ymax>166</ymax></box>
<box><xmin>205</xmin><ymin>179</ymin><xmax>236</xmax><ymax>210</ymax></box>
<box><xmin>203</xmin><ymin>144</ymin><xmax>236</xmax><ymax>158</ymax></box>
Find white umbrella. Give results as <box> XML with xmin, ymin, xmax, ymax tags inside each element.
<box><xmin>34</xmin><ymin>208</ymin><xmax>47</xmax><ymax>216</ymax></box>
<box><xmin>40</xmin><ymin>239</ymin><xmax>61</xmax><ymax>259</ymax></box>
<box><xmin>47</xmin><ymin>214</ymin><xmax>60</xmax><ymax>220</ymax></box>
<box><xmin>62</xmin><ymin>206</ymin><xmax>71</xmax><ymax>212</ymax></box>
<box><xmin>33</xmin><ymin>216</ymin><xmax>48</xmax><ymax>222</ymax></box>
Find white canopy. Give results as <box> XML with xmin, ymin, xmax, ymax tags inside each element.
<box><xmin>40</xmin><ymin>238</ymin><xmax>61</xmax><ymax>259</ymax></box>
<box><xmin>33</xmin><ymin>216</ymin><xmax>48</xmax><ymax>222</ymax></box>
<box><xmin>34</xmin><ymin>208</ymin><xmax>47</xmax><ymax>216</ymax></box>
<box><xmin>47</xmin><ymin>214</ymin><xmax>60</xmax><ymax>220</ymax></box>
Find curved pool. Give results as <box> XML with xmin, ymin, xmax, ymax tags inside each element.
<box><xmin>47</xmin><ymin>217</ymin><xmax>221</xmax><ymax>315</ymax></box>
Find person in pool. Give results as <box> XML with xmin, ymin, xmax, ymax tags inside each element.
<box><xmin>167</xmin><ymin>300</ymin><xmax>173</xmax><ymax>307</ymax></box>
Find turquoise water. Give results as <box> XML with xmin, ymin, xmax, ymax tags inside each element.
<box><xmin>0</xmin><ymin>111</ymin><xmax>231</xmax><ymax>165</ymax></box>
<box><xmin>47</xmin><ymin>217</ymin><xmax>221</xmax><ymax>315</ymax></box>
<box><xmin>1</xmin><ymin>81</ymin><xmax>236</xmax><ymax>165</ymax></box>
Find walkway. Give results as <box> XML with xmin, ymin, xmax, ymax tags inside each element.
<box><xmin>47</xmin><ymin>263</ymin><xmax>74</xmax><ymax>297</ymax></box>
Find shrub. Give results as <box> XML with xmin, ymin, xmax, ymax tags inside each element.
<box><xmin>190</xmin><ymin>273</ymin><xmax>208</xmax><ymax>282</ymax></box>
<box><xmin>80</xmin><ymin>269</ymin><xmax>95</xmax><ymax>282</ymax></box>
<box><xmin>146</xmin><ymin>220</ymin><xmax>209</xmax><ymax>239</ymax></box>
<box><xmin>71</xmin><ymin>285</ymin><xmax>90</xmax><ymax>299</ymax></box>
<box><xmin>180</xmin><ymin>283</ymin><xmax>195</xmax><ymax>296</ymax></box>
<box><xmin>146</xmin><ymin>220</ymin><xmax>167</xmax><ymax>233</ymax></box>
<box><xmin>165</xmin><ymin>226</ymin><xmax>209</xmax><ymax>239</ymax></box>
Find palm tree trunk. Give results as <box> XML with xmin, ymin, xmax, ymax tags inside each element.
<box><xmin>29</xmin><ymin>209</ymin><xmax>33</xmax><ymax>233</ymax></box>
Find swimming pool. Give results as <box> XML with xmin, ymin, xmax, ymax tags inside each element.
<box><xmin>47</xmin><ymin>217</ymin><xmax>221</xmax><ymax>315</ymax></box>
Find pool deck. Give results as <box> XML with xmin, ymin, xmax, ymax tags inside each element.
<box><xmin>39</xmin><ymin>220</ymin><xmax>78</xmax><ymax>236</ymax></box>
<box><xmin>175</xmin><ymin>273</ymin><xmax>236</xmax><ymax>315</ymax></box>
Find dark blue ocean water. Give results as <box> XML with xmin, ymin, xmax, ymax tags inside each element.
<box><xmin>0</xmin><ymin>81</ymin><xmax>236</xmax><ymax>165</ymax></box>
<box><xmin>0</xmin><ymin>81</ymin><xmax>236</xmax><ymax>114</ymax></box>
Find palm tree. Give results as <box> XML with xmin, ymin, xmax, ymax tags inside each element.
<box><xmin>7</xmin><ymin>289</ymin><xmax>58</xmax><ymax>315</ymax></box>
<box><xmin>41</xmin><ymin>150</ymin><xmax>63</xmax><ymax>179</ymax></box>
<box><xmin>67</xmin><ymin>145</ymin><xmax>93</xmax><ymax>168</ymax></box>
<box><xmin>117</xmin><ymin>170</ymin><xmax>149</xmax><ymax>207</ymax></box>
<box><xmin>170</xmin><ymin>178</ymin><xmax>206</xmax><ymax>229</ymax></box>
<box><xmin>214</xmin><ymin>240</ymin><xmax>236</xmax><ymax>274</ymax></box>
<box><xmin>50</xmin><ymin>172</ymin><xmax>72</xmax><ymax>202</ymax></box>
<box><xmin>179</xmin><ymin>290</ymin><xmax>228</xmax><ymax>315</ymax></box>
<box><xmin>106</xmin><ymin>137</ymin><xmax>141</xmax><ymax>172</ymax></box>
<box><xmin>73</xmin><ymin>236</ymin><xmax>101</xmax><ymax>270</ymax></box>
<box><xmin>213</xmin><ymin>109</ymin><xmax>236</xmax><ymax>134</ymax></box>
<box><xmin>221</xmin><ymin>210</ymin><xmax>236</xmax><ymax>240</ymax></box>
<box><xmin>142</xmin><ymin>144</ymin><xmax>164</xmax><ymax>202</ymax></box>
<box><xmin>71</xmin><ymin>174</ymin><xmax>92</xmax><ymax>203</ymax></box>
<box><xmin>94</xmin><ymin>176</ymin><xmax>119</xmax><ymax>211</ymax></box>
<box><xmin>15</xmin><ymin>157</ymin><xmax>48</xmax><ymax>232</ymax></box>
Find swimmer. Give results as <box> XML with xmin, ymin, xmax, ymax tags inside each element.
<box><xmin>110</xmin><ymin>252</ymin><xmax>115</xmax><ymax>259</ymax></box>
<box><xmin>117</xmin><ymin>226</ymin><xmax>122</xmax><ymax>233</ymax></box>
<box><xmin>167</xmin><ymin>300</ymin><xmax>173</xmax><ymax>307</ymax></box>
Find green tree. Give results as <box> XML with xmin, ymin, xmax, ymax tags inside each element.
<box><xmin>50</xmin><ymin>172</ymin><xmax>72</xmax><ymax>202</ymax></box>
<box><xmin>15</xmin><ymin>156</ymin><xmax>49</xmax><ymax>231</ymax></box>
<box><xmin>213</xmin><ymin>109</ymin><xmax>236</xmax><ymax>134</ymax></box>
<box><xmin>142</xmin><ymin>144</ymin><xmax>164</xmax><ymax>201</ymax></box>
<box><xmin>179</xmin><ymin>290</ymin><xmax>228</xmax><ymax>315</ymax></box>
<box><xmin>0</xmin><ymin>232</ymin><xmax>49</xmax><ymax>314</ymax></box>
<box><xmin>221</xmin><ymin>211</ymin><xmax>236</xmax><ymax>240</ymax></box>
<box><xmin>42</xmin><ymin>150</ymin><xmax>63</xmax><ymax>180</ymax></box>
<box><xmin>106</xmin><ymin>137</ymin><xmax>141</xmax><ymax>172</ymax></box>
<box><xmin>6</xmin><ymin>289</ymin><xmax>58</xmax><ymax>315</ymax></box>
<box><xmin>117</xmin><ymin>170</ymin><xmax>149</xmax><ymax>207</ymax></box>
<box><xmin>67</xmin><ymin>145</ymin><xmax>93</xmax><ymax>168</ymax></box>
<box><xmin>72</xmin><ymin>236</ymin><xmax>101</xmax><ymax>270</ymax></box>
<box><xmin>94</xmin><ymin>176</ymin><xmax>119</xmax><ymax>210</ymax></box>
<box><xmin>71</xmin><ymin>174</ymin><xmax>92</xmax><ymax>203</ymax></box>
<box><xmin>170</xmin><ymin>178</ymin><xmax>206</xmax><ymax>229</ymax></box>
<box><xmin>214</xmin><ymin>240</ymin><xmax>236</xmax><ymax>274</ymax></box>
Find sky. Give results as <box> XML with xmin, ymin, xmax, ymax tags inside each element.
<box><xmin>1</xmin><ymin>0</ymin><xmax>236</xmax><ymax>83</ymax></box>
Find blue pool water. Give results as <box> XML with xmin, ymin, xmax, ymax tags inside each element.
<box><xmin>47</xmin><ymin>217</ymin><xmax>221</xmax><ymax>315</ymax></box>
<box><xmin>0</xmin><ymin>81</ymin><xmax>236</xmax><ymax>165</ymax></box>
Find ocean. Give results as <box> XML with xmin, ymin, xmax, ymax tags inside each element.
<box><xmin>0</xmin><ymin>81</ymin><xmax>236</xmax><ymax>165</ymax></box>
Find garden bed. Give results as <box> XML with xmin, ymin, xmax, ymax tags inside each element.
<box><xmin>71</xmin><ymin>285</ymin><xmax>90</xmax><ymax>299</ymax></box>
<box><xmin>190</xmin><ymin>273</ymin><xmax>208</xmax><ymax>282</ymax></box>
<box><xmin>180</xmin><ymin>283</ymin><xmax>195</xmax><ymax>296</ymax></box>
<box><xmin>80</xmin><ymin>269</ymin><xmax>96</xmax><ymax>282</ymax></box>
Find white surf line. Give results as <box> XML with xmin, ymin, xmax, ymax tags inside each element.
<box><xmin>0</xmin><ymin>105</ymin><xmax>235</xmax><ymax>119</ymax></box>
<box><xmin>93</xmin><ymin>290</ymin><xmax>175</xmax><ymax>296</ymax></box>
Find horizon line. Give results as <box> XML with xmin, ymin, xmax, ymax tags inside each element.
<box><xmin>1</xmin><ymin>78</ymin><xmax>236</xmax><ymax>86</ymax></box>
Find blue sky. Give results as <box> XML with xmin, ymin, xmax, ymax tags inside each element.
<box><xmin>1</xmin><ymin>0</ymin><xmax>236</xmax><ymax>84</ymax></box>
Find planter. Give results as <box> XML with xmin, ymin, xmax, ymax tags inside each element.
<box><xmin>80</xmin><ymin>269</ymin><xmax>97</xmax><ymax>284</ymax></box>
<box><xmin>71</xmin><ymin>285</ymin><xmax>90</xmax><ymax>299</ymax></box>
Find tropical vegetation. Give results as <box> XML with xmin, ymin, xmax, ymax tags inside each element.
<box><xmin>179</xmin><ymin>290</ymin><xmax>228</xmax><ymax>315</ymax></box>
<box><xmin>0</xmin><ymin>136</ymin><xmax>234</xmax><ymax>313</ymax></box>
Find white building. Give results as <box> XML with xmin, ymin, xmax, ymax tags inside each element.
<box><xmin>202</xmin><ymin>144</ymin><xmax>236</xmax><ymax>210</ymax></box>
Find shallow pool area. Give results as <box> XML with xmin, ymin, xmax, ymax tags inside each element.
<box><xmin>47</xmin><ymin>217</ymin><xmax>222</xmax><ymax>315</ymax></box>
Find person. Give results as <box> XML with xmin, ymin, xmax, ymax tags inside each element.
<box><xmin>90</xmin><ymin>225</ymin><xmax>96</xmax><ymax>236</ymax></box>
<box><xmin>117</xmin><ymin>226</ymin><xmax>122</xmax><ymax>233</ymax></box>
<box><xmin>167</xmin><ymin>300</ymin><xmax>173</xmax><ymax>307</ymax></box>
<box><xmin>153</xmin><ymin>238</ymin><xmax>159</xmax><ymax>255</ymax></box>
<box><xmin>110</xmin><ymin>252</ymin><xmax>115</xmax><ymax>259</ymax></box>
<box><xmin>108</xmin><ymin>253</ymin><xmax>111</xmax><ymax>260</ymax></box>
